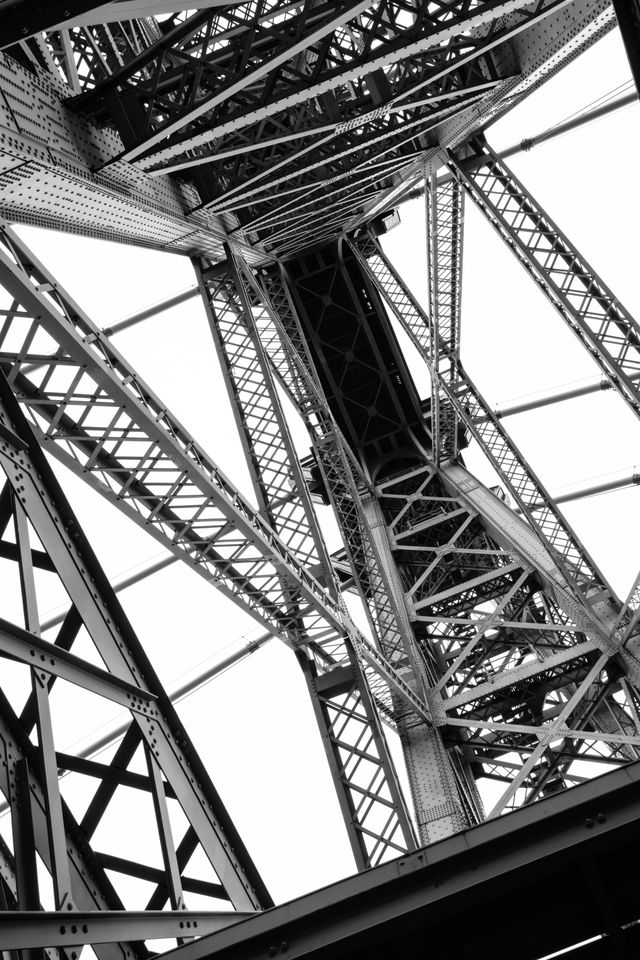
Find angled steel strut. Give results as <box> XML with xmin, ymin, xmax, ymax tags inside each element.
<box><xmin>0</xmin><ymin>367</ymin><xmax>270</xmax><ymax>957</ymax></box>
<box><xmin>448</xmin><ymin>137</ymin><xmax>640</xmax><ymax>423</ymax></box>
<box><xmin>194</xmin><ymin>248</ymin><xmax>416</xmax><ymax>867</ymax></box>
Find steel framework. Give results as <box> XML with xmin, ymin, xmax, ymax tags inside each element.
<box><xmin>0</xmin><ymin>0</ymin><xmax>638</xmax><ymax>956</ymax></box>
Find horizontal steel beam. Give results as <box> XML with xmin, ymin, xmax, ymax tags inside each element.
<box><xmin>496</xmin><ymin>370</ymin><xmax>640</xmax><ymax>417</ymax></box>
<box><xmin>514</xmin><ymin>89</ymin><xmax>638</xmax><ymax>153</ymax></box>
<box><xmin>42</xmin><ymin>555</ymin><xmax>177</xmax><ymax>632</ymax></box>
<box><xmin>103</xmin><ymin>287</ymin><xmax>199</xmax><ymax>337</ymax></box>
<box><xmin>515</xmin><ymin>472</ymin><xmax>640</xmax><ymax>513</ymax></box>
<box><xmin>0</xmin><ymin>910</ymin><xmax>251</xmax><ymax>949</ymax></box>
<box><xmin>402</xmin><ymin>90</ymin><xmax>638</xmax><ymax>201</ymax></box>
<box><xmin>0</xmin><ymin>616</ymin><xmax>156</xmax><ymax>709</ymax></box>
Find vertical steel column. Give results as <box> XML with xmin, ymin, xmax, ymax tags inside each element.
<box><xmin>426</xmin><ymin>172</ymin><xmax>464</xmax><ymax>465</ymax></box>
<box><xmin>144</xmin><ymin>746</ymin><xmax>185</xmax><ymax>911</ymax></box>
<box><xmin>11</xmin><ymin>758</ymin><xmax>39</xmax><ymax>912</ymax></box>
<box><xmin>13</xmin><ymin>497</ymin><xmax>75</xmax><ymax>910</ymax></box>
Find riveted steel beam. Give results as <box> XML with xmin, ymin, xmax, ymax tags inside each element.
<box><xmin>0</xmin><ymin>911</ymin><xmax>252</xmax><ymax>950</ymax></box>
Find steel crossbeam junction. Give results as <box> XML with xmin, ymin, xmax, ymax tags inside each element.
<box><xmin>0</xmin><ymin>0</ymin><xmax>638</xmax><ymax>957</ymax></box>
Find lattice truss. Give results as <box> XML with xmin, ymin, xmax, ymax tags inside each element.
<box><xmin>0</xmin><ymin>0</ymin><xmax>638</xmax><ymax>956</ymax></box>
<box><xmin>0</xmin><ymin>0</ymin><xmax>617</xmax><ymax>256</ymax></box>
<box><xmin>13</xmin><ymin>17</ymin><xmax>162</xmax><ymax>94</ymax></box>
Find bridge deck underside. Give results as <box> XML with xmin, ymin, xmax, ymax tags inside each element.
<box><xmin>286</xmin><ymin>240</ymin><xmax>428</xmax><ymax>472</ymax></box>
<box><xmin>159</xmin><ymin>761</ymin><xmax>640</xmax><ymax>960</ymax></box>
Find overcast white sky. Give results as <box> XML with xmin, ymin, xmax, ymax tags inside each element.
<box><xmin>2</xmin><ymin>24</ymin><xmax>639</xmax><ymax>914</ymax></box>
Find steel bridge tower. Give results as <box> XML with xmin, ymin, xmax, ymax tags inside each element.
<box><xmin>0</xmin><ymin>0</ymin><xmax>640</xmax><ymax>956</ymax></box>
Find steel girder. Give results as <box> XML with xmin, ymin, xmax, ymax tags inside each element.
<box><xmin>94</xmin><ymin>761</ymin><xmax>640</xmax><ymax>960</ymax></box>
<box><xmin>193</xmin><ymin>250</ymin><xmax>416</xmax><ymax>867</ymax></box>
<box><xmin>0</xmin><ymin>1</ymin><xmax>615</xmax><ymax>261</ymax></box>
<box><xmin>448</xmin><ymin>137</ymin><xmax>640</xmax><ymax>425</ymax></box>
<box><xmin>0</xmin><ymin>910</ymin><xmax>250</xmax><ymax>951</ymax></box>
<box><xmin>0</xmin><ymin>52</ymin><xmax>254</xmax><ymax>263</ymax></box>
<box><xmin>74</xmin><ymin>0</ymin><xmax>561</xmax><ymax>163</ymax></box>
